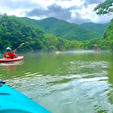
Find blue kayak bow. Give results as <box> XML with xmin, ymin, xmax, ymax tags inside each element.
<box><xmin>0</xmin><ymin>81</ymin><xmax>51</xmax><ymax>113</ymax></box>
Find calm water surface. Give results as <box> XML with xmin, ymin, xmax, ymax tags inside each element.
<box><xmin>0</xmin><ymin>50</ymin><xmax>113</xmax><ymax>113</ymax></box>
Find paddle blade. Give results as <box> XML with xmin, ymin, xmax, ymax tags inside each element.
<box><xmin>18</xmin><ymin>43</ymin><xmax>24</xmax><ymax>48</ymax></box>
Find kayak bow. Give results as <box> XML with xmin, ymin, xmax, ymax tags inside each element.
<box><xmin>0</xmin><ymin>81</ymin><xmax>51</xmax><ymax>113</ymax></box>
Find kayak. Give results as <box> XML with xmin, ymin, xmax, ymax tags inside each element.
<box><xmin>0</xmin><ymin>81</ymin><xmax>51</xmax><ymax>113</ymax></box>
<box><xmin>0</xmin><ymin>56</ymin><xmax>24</xmax><ymax>63</ymax></box>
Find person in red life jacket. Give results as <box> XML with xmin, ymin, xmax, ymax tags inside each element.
<box><xmin>4</xmin><ymin>47</ymin><xmax>16</xmax><ymax>58</ymax></box>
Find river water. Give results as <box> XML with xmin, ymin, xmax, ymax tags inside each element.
<box><xmin>0</xmin><ymin>50</ymin><xmax>113</xmax><ymax>113</ymax></box>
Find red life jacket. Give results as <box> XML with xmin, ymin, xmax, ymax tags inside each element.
<box><xmin>4</xmin><ymin>51</ymin><xmax>15</xmax><ymax>58</ymax></box>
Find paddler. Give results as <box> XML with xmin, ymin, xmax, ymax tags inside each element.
<box><xmin>4</xmin><ymin>47</ymin><xmax>16</xmax><ymax>58</ymax></box>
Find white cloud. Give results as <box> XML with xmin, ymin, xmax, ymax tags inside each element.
<box><xmin>81</xmin><ymin>4</ymin><xmax>113</xmax><ymax>23</ymax></box>
<box><xmin>80</xmin><ymin>4</ymin><xmax>98</xmax><ymax>21</ymax></box>
<box><xmin>0</xmin><ymin>8</ymin><xmax>24</xmax><ymax>17</ymax></box>
<box><xmin>56</xmin><ymin>0</ymin><xmax>84</xmax><ymax>8</ymax></box>
<box><xmin>71</xmin><ymin>3</ymin><xmax>113</xmax><ymax>23</ymax></box>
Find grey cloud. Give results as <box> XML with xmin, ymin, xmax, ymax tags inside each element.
<box><xmin>26</xmin><ymin>4</ymin><xmax>91</xmax><ymax>24</ymax></box>
<box><xmin>26</xmin><ymin>4</ymin><xmax>72</xmax><ymax>20</ymax></box>
<box><xmin>68</xmin><ymin>6</ymin><xmax>81</xmax><ymax>10</ymax></box>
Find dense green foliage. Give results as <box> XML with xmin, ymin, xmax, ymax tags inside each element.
<box><xmin>82</xmin><ymin>38</ymin><xmax>110</xmax><ymax>50</ymax></box>
<box><xmin>82</xmin><ymin>19</ymin><xmax>113</xmax><ymax>50</ymax></box>
<box><xmin>94</xmin><ymin>0</ymin><xmax>113</xmax><ymax>14</ymax></box>
<box><xmin>0</xmin><ymin>14</ymin><xmax>46</xmax><ymax>52</ymax></box>
<box><xmin>104</xmin><ymin>19</ymin><xmax>113</xmax><ymax>39</ymax></box>
<box><xmin>103</xmin><ymin>19</ymin><xmax>113</xmax><ymax>49</ymax></box>
<box><xmin>20</xmin><ymin>17</ymin><xmax>102</xmax><ymax>41</ymax></box>
<box><xmin>44</xmin><ymin>34</ymin><xmax>82</xmax><ymax>51</ymax></box>
<box><xmin>0</xmin><ymin>15</ymin><xmax>82</xmax><ymax>52</ymax></box>
<box><xmin>80</xmin><ymin>22</ymin><xmax>108</xmax><ymax>34</ymax></box>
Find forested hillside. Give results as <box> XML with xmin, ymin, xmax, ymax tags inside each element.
<box><xmin>20</xmin><ymin>17</ymin><xmax>102</xmax><ymax>41</ymax></box>
<box><xmin>104</xmin><ymin>19</ymin><xmax>113</xmax><ymax>49</ymax></box>
<box><xmin>80</xmin><ymin>23</ymin><xmax>108</xmax><ymax>34</ymax></box>
<box><xmin>0</xmin><ymin>15</ymin><xmax>46</xmax><ymax>51</ymax></box>
<box><xmin>0</xmin><ymin>15</ymin><xmax>82</xmax><ymax>52</ymax></box>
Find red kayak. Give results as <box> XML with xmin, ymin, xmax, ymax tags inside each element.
<box><xmin>0</xmin><ymin>56</ymin><xmax>24</xmax><ymax>63</ymax></box>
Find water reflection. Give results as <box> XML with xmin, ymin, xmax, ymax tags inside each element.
<box><xmin>106</xmin><ymin>54</ymin><xmax>113</xmax><ymax>107</ymax></box>
<box><xmin>0</xmin><ymin>60</ymin><xmax>24</xmax><ymax>79</ymax></box>
<box><xmin>0</xmin><ymin>51</ymin><xmax>113</xmax><ymax>113</ymax></box>
<box><xmin>0</xmin><ymin>60</ymin><xmax>23</xmax><ymax>71</ymax></box>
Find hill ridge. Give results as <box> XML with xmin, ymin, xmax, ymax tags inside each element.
<box><xmin>20</xmin><ymin>17</ymin><xmax>105</xmax><ymax>41</ymax></box>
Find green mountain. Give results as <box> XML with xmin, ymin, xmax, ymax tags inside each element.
<box><xmin>0</xmin><ymin>15</ymin><xmax>83</xmax><ymax>52</ymax></box>
<box><xmin>20</xmin><ymin>17</ymin><xmax>102</xmax><ymax>41</ymax></box>
<box><xmin>80</xmin><ymin>22</ymin><xmax>108</xmax><ymax>34</ymax></box>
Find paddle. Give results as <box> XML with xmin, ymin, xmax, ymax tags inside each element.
<box><xmin>13</xmin><ymin>43</ymin><xmax>24</xmax><ymax>52</ymax></box>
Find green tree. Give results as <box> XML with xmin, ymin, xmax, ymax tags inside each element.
<box><xmin>93</xmin><ymin>0</ymin><xmax>113</xmax><ymax>50</ymax></box>
<box><xmin>94</xmin><ymin>0</ymin><xmax>113</xmax><ymax>14</ymax></box>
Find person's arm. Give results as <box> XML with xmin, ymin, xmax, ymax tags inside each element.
<box><xmin>10</xmin><ymin>52</ymin><xmax>15</xmax><ymax>57</ymax></box>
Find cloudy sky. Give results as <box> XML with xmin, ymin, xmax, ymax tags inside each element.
<box><xmin>0</xmin><ymin>0</ymin><xmax>113</xmax><ymax>24</ymax></box>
